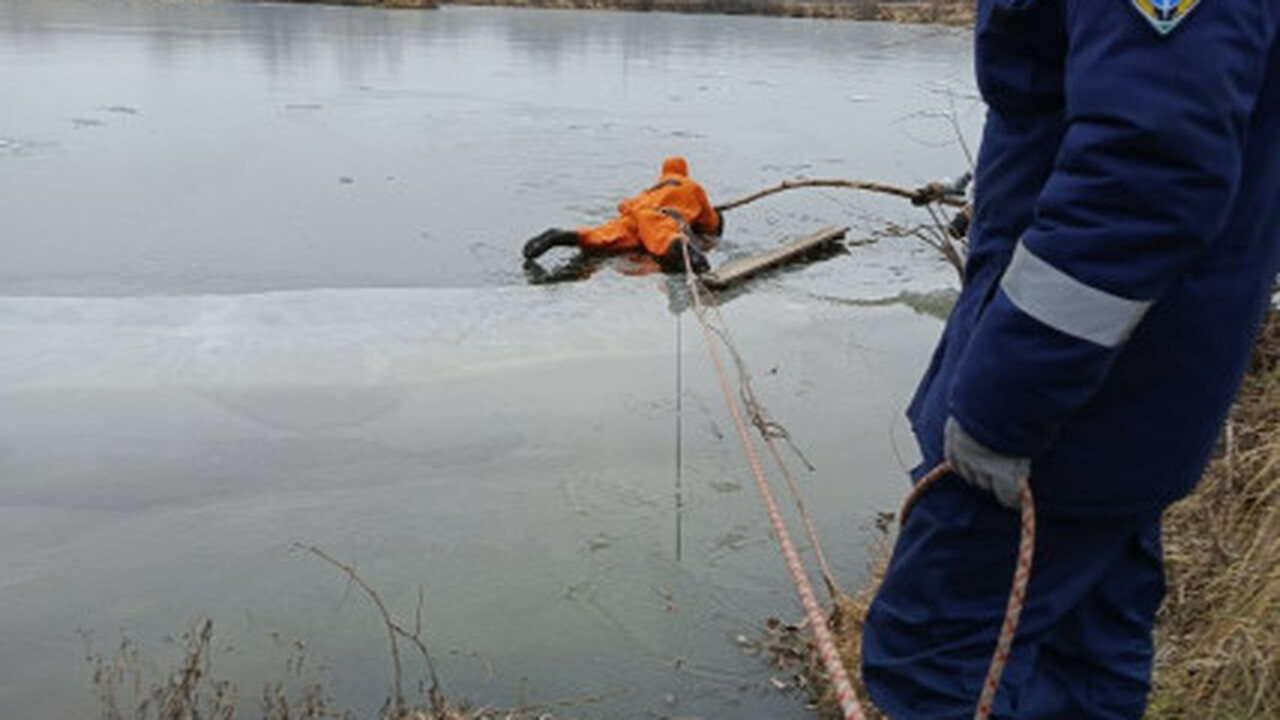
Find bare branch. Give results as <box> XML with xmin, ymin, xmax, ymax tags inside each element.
<box><xmin>715</xmin><ymin>177</ymin><xmax>966</xmax><ymax>213</ymax></box>
<box><xmin>298</xmin><ymin>544</ymin><xmax>406</xmax><ymax>715</ymax></box>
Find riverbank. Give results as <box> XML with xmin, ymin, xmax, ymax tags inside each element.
<box><xmin>438</xmin><ymin>0</ymin><xmax>972</xmax><ymax>24</ymax></box>
<box><xmin>272</xmin><ymin>0</ymin><xmax>439</xmax><ymax>8</ymax></box>
<box><xmin>810</xmin><ymin>308</ymin><xmax>1280</xmax><ymax>718</ymax></box>
<box><xmin>1148</xmin><ymin>308</ymin><xmax>1280</xmax><ymax>718</ymax></box>
<box><xmin>254</xmin><ymin>0</ymin><xmax>975</xmax><ymax>24</ymax></box>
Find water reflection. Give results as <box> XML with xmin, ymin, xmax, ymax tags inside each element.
<box><xmin>0</xmin><ymin>0</ymin><xmax>969</xmax><ymax>86</ymax></box>
<box><xmin>808</xmin><ymin>286</ymin><xmax>960</xmax><ymax>320</ymax></box>
<box><xmin>521</xmin><ymin>252</ymin><xmax>611</xmax><ymax>285</ymax></box>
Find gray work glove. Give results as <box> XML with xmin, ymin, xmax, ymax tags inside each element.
<box><xmin>944</xmin><ymin>416</ymin><xmax>1029</xmax><ymax>509</ymax></box>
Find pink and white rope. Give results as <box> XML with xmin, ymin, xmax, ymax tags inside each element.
<box><xmin>680</xmin><ymin>243</ymin><xmax>866</xmax><ymax>720</ymax></box>
<box><xmin>679</xmin><ymin>237</ymin><xmax>1034</xmax><ymax>720</ymax></box>
<box><xmin>904</xmin><ymin>463</ymin><xmax>1036</xmax><ymax>720</ymax></box>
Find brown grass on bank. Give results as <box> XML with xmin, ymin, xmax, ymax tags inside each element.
<box><xmin>1150</xmin><ymin>309</ymin><xmax>1280</xmax><ymax>718</ymax></box>
<box><xmin>274</xmin><ymin>0</ymin><xmax>440</xmax><ymax>9</ymax></box>
<box><xmin>441</xmin><ymin>0</ymin><xmax>974</xmax><ymax>25</ymax></box>
<box><xmin>876</xmin><ymin>1</ymin><xmax>972</xmax><ymax>26</ymax></box>
<box><xmin>253</xmin><ymin>0</ymin><xmax>978</xmax><ymax>26</ymax></box>
<box><xmin>88</xmin><ymin>547</ymin><xmax>579</xmax><ymax>720</ymax></box>
<box><xmin>806</xmin><ymin>310</ymin><xmax>1280</xmax><ymax>719</ymax></box>
<box><xmin>817</xmin><ymin>534</ymin><xmax>890</xmax><ymax>720</ymax></box>
<box><xmin>87</xmin><ymin>619</ymin><xmax>561</xmax><ymax>720</ymax></box>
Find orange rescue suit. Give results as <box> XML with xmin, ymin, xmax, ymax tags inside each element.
<box><xmin>577</xmin><ymin>157</ymin><xmax>722</xmax><ymax>258</ymax></box>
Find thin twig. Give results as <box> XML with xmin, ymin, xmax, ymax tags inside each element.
<box><xmin>410</xmin><ymin>585</ymin><xmax>446</xmax><ymax>714</ymax></box>
<box><xmin>923</xmin><ymin>204</ymin><xmax>966</xmax><ymax>281</ymax></box>
<box><xmin>299</xmin><ymin>544</ymin><xmax>407</xmax><ymax>715</ymax></box>
<box><xmin>939</xmin><ymin>90</ymin><xmax>976</xmax><ymax>172</ymax></box>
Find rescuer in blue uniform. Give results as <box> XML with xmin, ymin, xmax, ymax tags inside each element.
<box><xmin>862</xmin><ymin>2</ymin><xmax>1280</xmax><ymax>718</ymax></box>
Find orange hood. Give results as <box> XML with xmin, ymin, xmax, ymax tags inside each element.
<box><xmin>661</xmin><ymin>156</ymin><xmax>689</xmax><ymax>177</ymax></box>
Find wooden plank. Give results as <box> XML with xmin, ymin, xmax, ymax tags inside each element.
<box><xmin>701</xmin><ymin>225</ymin><xmax>849</xmax><ymax>289</ymax></box>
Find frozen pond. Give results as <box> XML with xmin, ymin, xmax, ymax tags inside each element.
<box><xmin>0</xmin><ymin>2</ymin><xmax>977</xmax><ymax>718</ymax></box>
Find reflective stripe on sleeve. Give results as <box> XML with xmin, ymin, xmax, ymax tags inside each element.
<box><xmin>1000</xmin><ymin>243</ymin><xmax>1152</xmax><ymax>348</ymax></box>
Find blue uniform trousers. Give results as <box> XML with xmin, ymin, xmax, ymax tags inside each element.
<box><xmin>862</xmin><ymin>477</ymin><xmax>1164</xmax><ymax>719</ymax></box>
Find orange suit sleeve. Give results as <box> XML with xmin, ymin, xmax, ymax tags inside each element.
<box><xmin>690</xmin><ymin>183</ymin><xmax>722</xmax><ymax>236</ymax></box>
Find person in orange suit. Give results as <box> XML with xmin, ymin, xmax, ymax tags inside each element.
<box><xmin>523</xmin><ymin>156</ymin><xmax>723</xmax><ymax>274</ymax></box>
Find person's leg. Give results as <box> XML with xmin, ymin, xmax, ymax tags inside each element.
<box><xmin>522</xmin><ymin>228</ymin><xmax>582</xmax><ymax>260</ymax></box>
<box><xmin>577</xmin><ymin>216</ymin><xmax>639</xmax><ymax>252</ymax></box>
<box><xmin>635</xmin><ymin>209</ymin><xmax>681</xmax><ymax>258</ymax></box>
<box><xmin>862</xmin><ymin>479</ymin><xmax>1026</xmax><ymax>719</ymax></box>
<box><xmin>1018</xmin><ymin>514</ymin><xmax>1164</xmax><ymax>719</ymax></box>
<box><xmin>658</xmin><ymin>241</ymin><xmax>708</xmax><ymax>274</ymax></box>
<box><xmin>524</xmin><ymin>213</ymin><xmax>646</xmax><ymax>260</ymax></box>
<box><xmin>636</xmin><ymin>210</ymin><xmax>707</xmax><ymax>273</ymax></box>
<box><xmin>862</xmin><ymin>477</ymin><xmax>1152</xmax><ymax>719</ymax></box>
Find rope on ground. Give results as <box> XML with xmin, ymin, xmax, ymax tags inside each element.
<box><xmin>901</xmin><ymin>463</ymin><xmax>1037</xmax><ymax>720</ymax></box>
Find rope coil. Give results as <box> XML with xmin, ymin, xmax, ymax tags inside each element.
<box><xmin>904</xmin><ymin>464</ymin><xmax>1036</xmax><ymax>720</ymax></box>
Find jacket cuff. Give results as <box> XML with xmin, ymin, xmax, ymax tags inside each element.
<box><xmin>950</xmin><ymin>289</ymin><xmax>1118</xmax><ymax>457</ymax></box>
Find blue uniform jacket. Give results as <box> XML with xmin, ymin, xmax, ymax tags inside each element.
<box><xmin>908</xmin><ymin>0</ymin><xmax>1280</xmax><ymax>516</ymax></box>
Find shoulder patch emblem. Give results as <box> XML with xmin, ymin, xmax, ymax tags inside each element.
<box><xmin>1129</xmin><ymin>0</ymin><xmax>1202</xmax><ymax>35</ymax></box>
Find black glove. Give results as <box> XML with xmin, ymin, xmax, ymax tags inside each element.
<box><xmin>709</xmin><ymin>210</ymin><xmax>725</xmax><ymax>237</ymax></box>
<box><xmin>523</xmin><ymin>228</ymin><xmax>579</xmax><ymax>260</ymax></box>
<box><xmin>948</xmin><ymin>171</ymin><xmax>973</xmax><ymax>196</ymax></box>
<box><xmin>948</xmin><ymin>206</ymin><xmax>972</xmax><ymax>239</ymax></box>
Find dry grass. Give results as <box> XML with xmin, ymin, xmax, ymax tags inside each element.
<box><xmin>1149</xmin><ymin>310</ymin><xmax>1280</xmax><ymax>719</ymax></box>
<box><xmin>808</xmin><ymin>310</ymin><xmax>1280</xmax><ymax>719</ymax></box>
<box><xmin>442</xmin><ymin>0</ymin><xmax>974</xmax><ymax>24</ymax></box>
<box><xmin>798</xmin><ymin>533</ymin><xmax>889</xmax><ymax>720</ymax></box>
<box><xmin>87</xmin><ymin>548</ymin><xmax>579</xmax><ymax>720</ymax></box>
<box><xmin>274</xmin><ymin>1</ymin><xmax>440</xmax><ymax>9</ymax></box>
<box><xmin>876</xmin><ymin>1</ymin><xmax>972</xmax><ymax>26</ymax></box>
<box><xmin>86</xmin><ymin>616</ymin><xmax>531</xmax><ymax>720</ymax></box>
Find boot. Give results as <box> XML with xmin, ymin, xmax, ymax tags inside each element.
<box><xmin>660</xmin><ymin>240</ymin><xmax>709</xmax><ymax>275</ymax></box>
<box><xmin>523</xmin><ymin>229</ymin><xmax>580</xmax><ymax>260</ymax></box>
